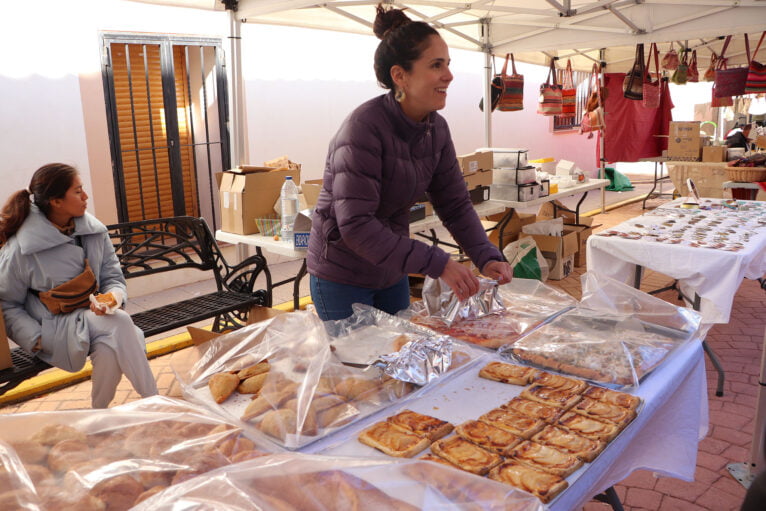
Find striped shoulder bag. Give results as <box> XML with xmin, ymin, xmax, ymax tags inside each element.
<box><xmin>745</xmin><ymin>31</ymin><xmax>766</xmax><ymax>94</ymax></box>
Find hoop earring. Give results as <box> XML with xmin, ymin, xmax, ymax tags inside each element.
<box><xmin>395</xmin><ymin>88</ymin><xmax>406</xmax><ymax>102</ymax></box>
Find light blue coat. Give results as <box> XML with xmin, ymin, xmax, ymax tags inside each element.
<box><xmin>0</xmin><ymin>205</ymin><xmax>129</xmax><ymax>371</ymax></box>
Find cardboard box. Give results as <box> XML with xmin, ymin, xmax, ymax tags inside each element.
<box><xmin>524</xmin><ymin>226</ymin><xmax>579</xmax><ymax>280</ymax></box>
<box><xmin>702</xmin><ymin>145</ymin><xmax>726</xmax><ymax>163</ymax></box>
<box><xmin>566</xmin><ymin>217</ymin><xmax>595</xmax><ymax>267</ymax></box>
<box><xmin>0</xmin><ymin>306</ymin><xmax>11</xmax><ymax>370</ymax></box>
<box><xmin>457</xmin><ymin>151</ymin><xmax>493</xmax><ymax>175</ymax></box>
<box><xmin>668</xmin><ymin>121</ymin><xmax>702</xmax><ymax>161</ymax></box>
<box><xmin>219</xmin><ymin>166</ymin><xmax>300</xmax><ymax>235</ymax></box>
<box><xmin>186</xmin><ymin>305</ymin><xmax>286</xmax><ymax>345</ymax></box>
<box><xmin>468</xmin><ymin>185</ymin><xmax>490</xmax><ymax>204</ymax></box>
<box><xmin>487</xmin><ymin>209</ymin><xmax>536</xmax><ymax>250</ymax></box>
<box><xmin>464</xmin><ymin>168</ymin><xmax>494</xmax><ymax>189</ymax></box>
<box><xmin>301</xmin><ymin>179</ymin><xmax>323</xmax><ymax>208</ymax></box>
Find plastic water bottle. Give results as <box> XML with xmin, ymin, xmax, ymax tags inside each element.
<box><xmin>280</xmin><ymin>176</ymin><xmax>299</xmax><ymax>243</ymax></box>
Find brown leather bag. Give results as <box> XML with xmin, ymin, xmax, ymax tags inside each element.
<box><xmin>36</xmin><ymin>260</ymin><xmax>98</xmax><ymax>314</ymax></box>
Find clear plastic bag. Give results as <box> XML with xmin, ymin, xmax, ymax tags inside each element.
<box><xmin>173</xmin><ymin>308</ymin><xmax>483</xmax><ymax>450</ymax></box>
<box><xmin>405</xmin><ymin>278</ymin><xmax>576</xmax><ymax>349</ymax></box>
<box><xmin>130</xmin><ymin>453</ymin><xmax>545</xmax><ymax>511</ymax></box>
<box><xmin>0</xmin><ymin>396</ymin><xmax>273</xmax><ymax>510</ymax></box>
<box><xmin>500</xmin><ymin>273</ymin><xmax>701</xmax><ymax>388</ymax></box>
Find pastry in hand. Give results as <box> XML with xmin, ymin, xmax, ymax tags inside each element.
<box><xmin>95</xmin><ymin>292</ymin><xmax>118</xmax><ymax>308</ymax></box>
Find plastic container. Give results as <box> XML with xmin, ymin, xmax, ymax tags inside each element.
<box><xmin>477</xmin><ymin>147</ymin><xmax>528</xmax><ymax>169</ymax></box>
<box><xmin>280</xmin><ymin>176</ymin><xmax>299</xmax><ymax>243</ymax></box>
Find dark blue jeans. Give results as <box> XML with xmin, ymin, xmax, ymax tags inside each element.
<box><xmin>310</xmin><ymin>274</ymin><xmax>410</xmax><ymax>321</ymax></box>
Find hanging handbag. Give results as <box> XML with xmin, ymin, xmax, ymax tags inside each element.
<box><xmin>745</xmin><ymin>31</ymin><xmax>766</xmax><ymax>94</ymax></box>
<box><xmin>580</xmin><ymin>63</ymin><xmax>605</xmax><ymax>137</ymax></box>
<box><xmin>703</xmin><ymin>52</ymin><xmax>718</xmax><ymax>82</ymax></box>
<box><xmin>662</xmin><ymin>42</ymin><xmax>680</xmax><ymax>71</ymax></box>
<box><xmin>671</xmin><ymin>49</ymin><xmax>689</xmax><ymax>85</ymax></box>
<box><xmin>537</xmin><ymin>60</ymin><xmax>563</xmax><ymax>116</ymax></box>
<box><xmin>623</xmin><ymin>43</ymin><xmax>646</xmax><ymax>100</ymax></box>
<box><xmin>560</xmin><ymin>59</ymin><xmax>577</xmax><ymax>115</ymax></box>
<box><xmin>687</xmin><ymin>50</ymin><xmax>699</xmax><ymax>82</ymax></box>
<box><xmin>711</xmin><ymin>91</ymin><xmax>733</xmax><ymax>108</ymax></box>
<box><xmin>643</xmin><ymin>43</ymin><xmax>661</xmax><ymax>109</ymax></box>
<box><xmin>497</xmin><ymin>54</ymin><xmax>524</xmax><ymax>112</ymax></box>
<box><xmin>714</xmin><ymin>35</ymin><xmax>750</xmax><ymax>97</ymax></box>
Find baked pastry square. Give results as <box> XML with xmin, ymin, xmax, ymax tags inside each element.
<box><xmin>479</xmin><ymin>361</ymin><xmax>537</xmax><ymax>385</ymax></box>
<box><xmin>532</xmin><ymin>425</ymin><xmax>605</xmax><ymax>462</ymax></box>
<box><xmin>531</xmin><ymin>372</ymin><xmax>588</xmax><ymax>394</ymax></box>
<box><xmin>358</xmin><ymin>422</ymin><xmax>430</xmax><ymax>458</ymax></box>
<box><xmin>455</xmin><ymin>420</ymin><xmax>522</xmax><ymax>456</ymax></box>
<box><xmin>478</xmin><ymin>408</ymin><xmax>545</xmax><ymax>439</ymax></box>
<box><xmin>502</xmin><ymin>397</ymin><xmax>564</xmax><ymax>423</ymax></box>
<box><xmin>387</xmin><ymin>410</ymin><xmax>454</xmax><ymax>442</ymax></box>
<box><xmin>520</xmin><ymin>385</ymin><xmax>582</xmax><ymax>411</ymax></box>
<box><xmin>557</xmin><ymin>412</ymin><xmax>620</xmax><ymax>442</ymax></box>
<box><xmin>509</xmin><ymin>440</ymin><xmax>583</xmax><ymax>478</ymax></box>
<box><xmin>571</xmin><ymin>397</ymin><xmax>637</xmax><ymax>429</ymax></box>
<box><xmin>489</xmin><ymin>460</ymin><xmax>568</xmax><ymax>504</ymax></box>
<box><xmin>429</xmin><ymin>435</ymin><xmax>503</xmax><ymax>475</ymax></box>
<box><xmin>583</xmin><ymin>386</ymin><xmax>641</xmax><ymax>412</ymax></box>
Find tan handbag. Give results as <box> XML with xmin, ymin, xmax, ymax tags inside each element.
<box><xmin>35</xmin><ymin>260</ymin><xmax>98</xmax><ymax>314</ymax></box>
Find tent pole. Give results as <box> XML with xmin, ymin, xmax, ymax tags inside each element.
<box><xmin>599</xmin><ymin>49</ymin><xmax>606</xmax><ymax>213</ymax></box>
<box><xmin>228</xmin><ymin>9</ymin><xmax>247</xmax><ymax>168</ymax></box>
<box><xmin>481</xmin><ymin>19</ymin><xmax>492</xmax><ymax>147</ymax></box>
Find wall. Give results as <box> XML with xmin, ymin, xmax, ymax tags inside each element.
<box><xmin>0</xmin><ymin>1</ymin><xmax>600</xmax><ymax>218</ymax></box>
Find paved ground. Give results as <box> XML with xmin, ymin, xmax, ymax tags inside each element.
<box><xmin>2</xmin><ymin>197</ymin><xmax>764</xmax><ymax>510</ymax></box>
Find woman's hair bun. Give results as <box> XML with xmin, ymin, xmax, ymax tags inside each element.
<box><xmin>373</xmin><ymin>4</ymin><xmax>412</xmax><ymax>40</ymax></box>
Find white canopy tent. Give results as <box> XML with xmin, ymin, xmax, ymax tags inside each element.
<box><xmin>132</xmin><ymin>0</ymin><xmax>766</xmax><ymax>162</ymax></box>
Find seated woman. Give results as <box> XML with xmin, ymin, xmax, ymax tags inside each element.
<box><xmin>0</xmin><ymin>163</ymin><xmax>158</xmax><ymax>408</ymax></box>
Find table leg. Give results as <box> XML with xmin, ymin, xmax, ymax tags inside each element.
<box><xmin>293</xmin><ymin>259</ymin><xmax>308</xmax><ymax>311</ymax></box>
<box><xmin>592</xmin><ymin>486</ymin><xmax>625</xmax><ymax>511</ymax></box>
<box><xmin>634</xmin><ymin>265</ymin><xmax>725</xmax><ymax>396</ymax></box>
<box><xmin>552</xmin><ymin>191</ymin><xmax>589</xmax><ymax>224</ymax></box>
<box><xmin>643</xmin><ymin>162</ymin><xmax>660</xmax><ymax>210</ymax></box>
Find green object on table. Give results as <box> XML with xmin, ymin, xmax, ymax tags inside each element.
<box><xmin>512</xmin><ymin>245</ymin><xmax>543</xmax><ymax>281</ymax></box>
<box><xmin>605</xmin><ymin>167</ymin><xmax>634</xmax><ymax>191</ymax></box>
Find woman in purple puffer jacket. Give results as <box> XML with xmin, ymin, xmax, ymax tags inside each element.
<box><xmin>307</xmin><ymin>5</ymin><xmax>512</xmax><ymax>321</ymax></box>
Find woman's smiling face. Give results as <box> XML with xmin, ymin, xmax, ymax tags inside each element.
<box><xmin>395</xmin><ymin>34</ymin><xmax>453</xmax><ymax>122</ymax></box>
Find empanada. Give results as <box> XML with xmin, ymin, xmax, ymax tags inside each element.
<box><xmin>208</xmin><ymin>372</ymin><xmax>239</xmax><ymax>404</ymax></box>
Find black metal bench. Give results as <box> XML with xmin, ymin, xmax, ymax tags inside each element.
<box><xmin>0</xmin><ymin>216</ymin><xmax>270</xmax><ymax>397</ymax></box>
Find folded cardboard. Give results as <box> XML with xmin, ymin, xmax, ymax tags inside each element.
<box><xmin>537</xmin><ymin>201</ymin><xmax>597</xmax><ymax>268</ymax></box>
<box><xmin>0</xmin><ymin>306</ymin><xmax>11</xmax><ymax>370</ymax></box>
<box><xmin>486</xmin><ymin>209</ymin><xmax>536</xmax><ymax>250</ymax></box>
<box><xmin>186</xmin><ymin>306</ymin><xmax>286</xmax><ymax>345</ymax></box>
<box><xmin>668</xmin><ymin>121</ymin><xmax>702</xmax><ymax>161</ymax></box>
<box><xmin>301</xmin><ymin>179</ymin><xmax>323</xmax><ymax>208</ymax></box>
<box><xmin>219</xmin><ymin>166</ymin><xmax>300</xmax><ymax>235</ymax></box>
<box><xmin>702</xmin><ymin>145</ymin><xmax>726</xmax><ymax>163</ymax></box>
<box><xmin>263</xmin><ymin>155</ymin><xmax>301</xmax><ymax>172</ymax></box>
<box><xmin>457</xmin><ymin>151</ymin><xmax>493</xmax><ymax>175</ymax></box>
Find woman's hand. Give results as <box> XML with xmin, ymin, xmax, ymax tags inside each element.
<box><xmin>440</xmin><ymin>259</ymin><xmax>480</xmax><ymax>301</ymax></box>
<box><xmin>90</xmin><ymin>301</ymin><xmax>108</xmax><ymax>316</ymax></box>
<box><xmin>482</xmin><ymin>260</ymin><xmax>513</xmax><ymax>285</ymax></box>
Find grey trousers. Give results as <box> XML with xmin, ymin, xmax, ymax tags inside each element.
<box><xmin>86</xmin><ymin>309</ymin><xmax>158</xmax><ymax>408</ymax></box>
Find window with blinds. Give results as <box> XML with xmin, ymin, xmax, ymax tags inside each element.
<box><xmin>101</xmin><ymin>34</ymin><xmax>229</xmax><ymax>227</ymax></box>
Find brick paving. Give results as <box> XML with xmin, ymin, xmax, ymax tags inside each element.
<box><xmin>2</xmin><ymin>199</ymin><xmax>764</xmax><ymax>510</ymax></box>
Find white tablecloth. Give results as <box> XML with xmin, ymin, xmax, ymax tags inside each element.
<box><xmin>587</xmin><ymin>199</ymin><xmax>766</xmax><ymax>325</ymax></box>
<box><xmin>314</xmin><ymin>339</ymin><xmax>707</xmax><ymax>510</ymax></box>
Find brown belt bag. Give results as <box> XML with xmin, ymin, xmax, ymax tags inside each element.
<box><xmin>33</xmin><ymin>260</ymin><xmax>98</xmax><ymax>314</ymax></box>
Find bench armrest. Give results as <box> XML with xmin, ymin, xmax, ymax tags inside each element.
<box><xmin>220</xmin><ymin>253</ymin><xmax>269</xmax><ymax>296</ymax></box>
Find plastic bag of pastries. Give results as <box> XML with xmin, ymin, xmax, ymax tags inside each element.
<box><xmin>173</xmin><ymin>309</ymin><xmax>483</xmax><ymax>450</ymax></box>
<box><xmin>0</xmin><ymin>396</ymin><xmax>273</xmax><ymax>511</ymax></box>
<box><xmin>129</xmin><ymin>453</ymin><xmax>545</xmax><ymax>511</ymax></box>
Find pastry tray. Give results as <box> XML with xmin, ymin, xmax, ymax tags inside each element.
<box><xmin>311</xmin><ymin>355</ymin><xmax>645</xmax><ymax>507</ymax></box>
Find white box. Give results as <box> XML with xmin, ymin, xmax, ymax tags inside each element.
<box><xmin>493</xmin><ymin>167</ymin><xmax>536</xmax><ymax>185</ymax></box>
<box><xmin>477</xmin><ymin>147</ymin><xmax>528</xmax><ymax>169</ymax></box>
<box><xmin>555</xmin><ymin>160</ymin><xmax>577</xmax><ymax>177</ymax></box>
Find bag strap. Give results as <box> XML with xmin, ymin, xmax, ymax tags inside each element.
<box><xmin>752</xmin><ymin>31</ymin><xmax>766</xmax><ymax>61</ymax></box>
<box><xmin>690</xmin><ymin>49</ymin><xmax>697</xmax><ymax>68</ymax></box>
<box><xmin>545</xmin><ymin>59</ymin><xmax>558</xmax><ymax>86</ymax></box>
<box><xmin>744</xmin><ymin>33</ymin><xmax>751</xmax><ymax>63</ymax></box>
<box><xmin>501</xmin><ymin>53</ymin><xmax>510</xmax><ymax>76</ymax></box>
<box><xmin>510</xmin><ymin>54</ymin><xmax>518</xmax><ymax>75</ymax></box>
<box><xmin>563</xmin><ymin>59</ymin><xmax>575</xmax><ymax>89</ymax></box>
<box><xmin>719</xmin><ymin>35</ymin><xmax>732</xmax><ymax>59</ymax></box>
<box><xmin>646</xmin><ymin>42</ymin><xmax>659</xmax><ymax>80</ymax></box>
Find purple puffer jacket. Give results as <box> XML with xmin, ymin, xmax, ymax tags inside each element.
<box><xmin>307</xmin><ymin>91</ymin><xmax>502</xmax><ymax>289</ymax></box>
